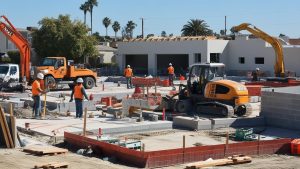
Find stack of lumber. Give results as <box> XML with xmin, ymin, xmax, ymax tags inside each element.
<box><xmin>0</xmin><ymin>105</ymin><xmax>16</xmax><ymax>148</ymax></box>
<box><xmin>186</xmin><ymin>155</ymin><xmax>252</xmax><ymax>169</ymax></box>
<box><xmin>24</xmin><ymin>145</ymin><xmax>68</xmax><ymax>156</ymax></box>
<box><xmin>34</xmin><ymin>162</ymin><xmax>69</xmax><ymax>169</ymax></box>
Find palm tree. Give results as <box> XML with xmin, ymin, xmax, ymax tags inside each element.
<box><xmin>102</xmin><ymin>17</ymin><xmax>111</xmax><ymax>36</ymax></box>
<box><xmin>88</xmin><ymin>0</ymin><xmax>98</xmax><ymax>34</ymax></box>
<box><xmin>79</xmin><ymin>2</ymin><xmax>90</xmax><ymax>25</ymax></box>
<box><xmin>112</xmin><ymin>21</ymin><xmax>120</xmax><ymax>40</ymax></box>
<box><xmin>125</xmin><ymin>21</ymin><xmax>137</xmax><ymax>39</ymax></box>
<box><xmin>181</xmin><ymin>19</ymin><xmax>213</xmax><ymax>36</ymax></box>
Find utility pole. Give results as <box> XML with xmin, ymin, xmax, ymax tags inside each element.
<box><xmin>140</xmin><ymin>18</ymin><xmax>144</xmax><ymax>38</ymax></box>
<box><xmin>225</xmin><ymin>16</ymin><xmax>227</xmax><ymax>36</ymax></box>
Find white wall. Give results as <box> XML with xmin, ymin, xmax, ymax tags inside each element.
<box><xmin>118</xmin><ymin>40</ymin><xmax>229</xmax><ymax>75</ymax></box>
<box><xmin>99</xmin><ymin>51</ymin><xmax>115</xmax><ymax>63</ymax></box>
<box><xmin>227</xmin><ymin>36</ymin><xmax>300</xmax><ymax>76</ymax></box>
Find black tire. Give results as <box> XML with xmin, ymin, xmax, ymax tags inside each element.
<box><xmin>45</xmin><ymin>76</ymin><xmax>56</xmax><ymax>89</ymax></box>
<box><xmin>83</xmin><ymin>77</ymin><xmax>95</xmax><ymax>89</ymax></box>
<box><xmin>175</xmin><ymin>100</ymin><xmax>192</xmax><ymax>113</ymax></box>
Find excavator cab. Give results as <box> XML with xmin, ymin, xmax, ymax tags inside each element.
<box><xmin>187</xmin><ymin>63</ymin><xmax>225</xmax><ymax>95</ymax></box>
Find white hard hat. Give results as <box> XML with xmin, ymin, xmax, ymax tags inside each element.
<box><xmin>37</xmin><ymin>73</ymin><xmax>44</xmax><ymax>80</ymax></box>
<box><xmin>76</xmin><ymin>78</ymin><xmax>84</xmax><ymax>83</ymax></box>
<box><xmin>127</xmin><ymin>65</ymin><xmax>130</xmax><ymax>68</ymax></box>
<box><xmin>256</xmin><ymin>68</ymin><xmax>260</xmax><ymax>71</ymax></box>
<box><xmin>169</xmin><ymin>63</ymin><xmax>172</xmax><ymax>66</ymax></box>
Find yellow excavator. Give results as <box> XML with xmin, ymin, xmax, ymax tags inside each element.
<box><xmin>232</xmin><ymin>23</ymin><xmax>285</xmax><ymax>77</ymax></box>
<box><xmin>164</xmin><ymin>63</ymin><xmax>252</xmax><ymax>117</ymax></box>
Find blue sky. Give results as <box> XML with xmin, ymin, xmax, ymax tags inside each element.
<box><xmin>1</xmin><ymin>0</ymin><xmax>299</xmax><ymax>37</ymax></box>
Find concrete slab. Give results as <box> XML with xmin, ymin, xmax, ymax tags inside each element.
<box><xmin>16</xmin><ymin>116</ymin><xmax>173</xmax><ymax>137</ymax></box>
<box><xmin>173</xmin><ymin>116</ymin><xmax>211</xmax><ymax>130</ymax></box>
<box><xmin>211</xmin><ymin>117</ymin><xmax>265</xmax><ymax>129</ymax></box>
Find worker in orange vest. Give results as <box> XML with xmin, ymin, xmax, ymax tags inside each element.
<box><xmin>69</xmin><ymin>78</ymin><xmax>89</xmax><ymax>118</ymax></box>
<box><xmin>124</xmin><ymin>65</ymin><xmax>133</xmax><ymax>89</ymax></box>
<box><xmin>168</xmin><ymin>63</ymin><xmax>175</xmax><ymax>86</ymax></box>
<box><xmin>32</xmin><ymin>73</ymin><xmax>47</xmax><ymax>119</ymax></box>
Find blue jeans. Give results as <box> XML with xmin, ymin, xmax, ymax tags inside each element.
<box><xmin>75</xmin><ymin>99</ymin><xmax>83</xmax><ymax>118</ymax></box>
<box><xmin>169</xmin><ymin>74</ymin><xmax>174</xmax><ymax>86</ymax></box>
<box><xmin>33</xmin><ymin>96</ymin><xmax>41</xmax><ymax>118</ymax></box>
<box><xmin>126</xmin><ymin>77</ymin><xmax>132</xmax><ymax>89</ymax></box>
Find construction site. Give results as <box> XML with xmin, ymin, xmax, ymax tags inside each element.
<box><xmin>1</xmin><ymin>1</ymin><xmax>300</xmax><ymax>169</ymax></box>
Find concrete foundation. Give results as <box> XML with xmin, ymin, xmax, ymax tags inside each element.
<box><xmin>173</xmin><ymin>116</ymin><xmax>211</xmax><ymax>130</ymax></box>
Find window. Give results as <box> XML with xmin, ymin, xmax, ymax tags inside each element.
<box><xmin>255</xmin><ymin>57</ymin><xmax>264</xmax><ymax>64</ymax></box>
<box><xmin>194</xmin><ymin>53</ymin><xmax>201</xmax><ymax>63</ymax></box>
<box><xmin>210</xmin><ymin>53</ymin><xmax>220</xmax><ymax>63</ymax></box>
<box><xmin>239</xmin><ymin>57</ymin><xmax>245</xmax><ymax>64</ymax></box>
<box><xmin>215</xmin><ymin>84</ymin><xmax>230</xmax><ymax>94</ymax></box>
<box><xmin>10</xmin><ymin>66</ymin><xmax>17</xmax><ymax>75</ymax></box>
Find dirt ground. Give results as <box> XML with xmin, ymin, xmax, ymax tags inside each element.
<box><xmin>0</xmin><ymin>149</ymin><xmax>299</xmax><ymax>169</ymax></box>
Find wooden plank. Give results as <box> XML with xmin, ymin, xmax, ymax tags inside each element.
<box><xmin>0</xmin><ymin>107</ymin><xmax>14</xmax><ymax>148</ymax></box>
<box><xmin>34</xmin><ymin>162</ymin><xmax>69</xmax><ymax>169</ymax></box>
<box><xmin>186</xmin><ymin>155</ymin><xmax>252</xmax><ymax>169</ymax></box>
<box><xmin>10</xmin><ymin>104</ymin><xmax>16</xmax><ymax>148</ymax></box>
<box><xmin>24</xmin><ymin>146</ymin><xmax>68</xmax><ymax>155</ymax></box>
<box><xmin>0</xmin><ymin>107</ymin><xmax>10</xmax><ymax>148</ymax></box>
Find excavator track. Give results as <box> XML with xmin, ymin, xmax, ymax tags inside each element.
<box><xmin>196</xmin><ymin>102</ymin><xmax>234</xmax><ymax>118</ymax></box>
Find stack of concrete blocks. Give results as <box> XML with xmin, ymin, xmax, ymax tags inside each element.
<box><xmin>261</xmin><ymin>87</ymin><xmax>300</xmax><ymax>130</ymax></box>
<box><xmin>122</xmin><ymin>98</ymin><xmax>159</xmax><ymax>117</ymax></box>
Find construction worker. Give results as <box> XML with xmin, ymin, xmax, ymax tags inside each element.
<box><xmin>252</xmin><ymin>68</ymin><xmax>260</xmax><ymax>81</ymax></box>
<box><xmin>32</xmin><ymin>73</ymin><xmax>47</xmax><ymax>119</ymax></box>
<box><xmin>124</xmin><ymin>65</ymin><xmax>133</xmax><ymax>89</ymax></box>
<box><xmin>168</xmin><ymin>63</ymin><xmax>175</xmax><ymax>86</ymax></box>
<box><xmin>69</xmin><ymin>78</ymin><xmax>89</xmax><ymax>118</ymax></box>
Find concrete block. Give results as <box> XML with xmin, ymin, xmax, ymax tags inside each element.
<box><xmin>173</xmin><ymin>116</ymin><xmax>211</xmax><ymax>130</ymax></box>
<box><xmin>211</xmin><ymin>117</ymin><xmax>265</xmax><ymax>129</ymax></box>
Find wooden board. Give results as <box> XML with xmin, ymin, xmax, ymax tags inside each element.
<box><xmin>24</xmin><ymin>146</ymin><xmax>68</xmax><ymax>155</ymax></box>
<box><xmin>0</xmin><ymin>107</ymin><xmax>14</xmax><ymax>148</ymax></box>
<box><xmin>186</xmin><ymin>155</ymin><xmax>252</xmax><ymax>169</ymax></box>
<box><xmin>34</xmin><ymin>162</ymin><xmax>69</xmax><ymax>169</ymax></box>
<box><xmin>0</xmin><ymin>107</ymin><xmax>10</xmax><ymax>148</ymax></box>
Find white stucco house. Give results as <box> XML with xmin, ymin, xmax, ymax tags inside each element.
<box><xmin>95</xmin><ymin>44</ymin><xmax>117</xmax><ymax>64</ymax></box>
<box><xmin>116</xmin><ymin>36</ymin><xmax>300</xmax><ymax>76</ymax></box>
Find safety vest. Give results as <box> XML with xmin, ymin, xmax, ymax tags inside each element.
<box><xmin>32</xmin><ymin>80</ymin><xmax>41</xmax><ymax>96</ymax></box>
<box><xmin>74</xmin><ymin>84</ymin><xmax>84</xmax><ymax>99</ymax></box>
<box><xmin>124</xmin><ymin>68</ymin><xmax>133</xmax><ymax>77</ymax></box>
<box><xmin>168</xmin><ymin>66</ymin><xmax>174</xmax><ymax>75</ymax></box>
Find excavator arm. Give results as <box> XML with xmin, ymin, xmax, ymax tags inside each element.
<box><xmin>0</xmin><ymin>15</ymin><xmax>31</xmax><ymax>81</ymax></box>
<box><xmin>232</xmin><ymin>23</ymin><xmax>285</xmax><ymax>77</ymax></box>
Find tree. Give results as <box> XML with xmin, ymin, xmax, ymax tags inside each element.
<box><xmin>220</xmin><ymin>30</ymin><xmax>225</xmax><ymax>36</ymax></box>
<box><xmin>181</xmin><ymin>19</ymin><xmax>213</xmax><ymax>36</ymax></box>
<box><xmin>161</xmin><ymin>31</ymin><xmax>167</xmax><ymax>37</ymax></box>
<box><xmin>125</xmin><ymin>20</ymin><xmax>137</xmax><ymax>39</ymax></box>
<box><xmin>102</xmin><ymin>17</ymin><xmax>111</xmax><ymax>36</ymax></box>
<box><xmin>32</xmin><ymin>15</ymin><xmax>97</xmax><ymax>62</ymax></box>
<box><xmin>79</xmin><ymin>2</ymin><xmax>90</xmax><ymax>25</ymax></box>
<box><xmin>87</xmin><ymin>0</ymin><xmax>98</xmax><ymax>34</ymax></box>
<box><xmin>112</xmin><ymin>21</ymin><xmax>120</xmax><ymax>40</ymax></box>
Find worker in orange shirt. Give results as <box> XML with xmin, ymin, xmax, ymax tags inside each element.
<box><xmin>69</xmin><ymin>78</ymin><xmax>89</xmax><ymax>118</ymax></box>
<box><xmin>32</xmin><ymin>73</ymin><xmax>47</xmax><ymax>119</ymax></box>
<box><xmin>124</xmin><ymin>65</ymin><xmax>133</xmax><ymax>89</ymax></box>
<box><xmin>168</xmin><ymin>63</ymin><xmax>175</xmax><ymax>86</ymax></box>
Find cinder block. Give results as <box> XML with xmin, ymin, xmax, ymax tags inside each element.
<box><xmin>173</xmin><ymin>116</ymin><xmax>211</xmax><ymax>130</ymax></box>
<box><xmin>211</xmin><ymin>117</ymin><xmax>265</xmax><ymax>129</ymax></box>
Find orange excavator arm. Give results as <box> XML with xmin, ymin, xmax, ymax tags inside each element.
<box><xmin>232</xmin><ymin>23</ymin><xmax>285</xmax><ymax>77</ymax></box>
<box><xmin>0</xmin><ymin>15</ymin><xmax>31</xmax><ymax>81</ymax></box>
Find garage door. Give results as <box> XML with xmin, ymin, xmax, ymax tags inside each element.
<box><xmin>156</xmin><ymin>54</ymin><xmax>189</xmax><ymax>75</ymax></box>
<box><xmin>125</xmin><ymin>55</ymin><xmax>148</xmax><ymax>75</ymax></box>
